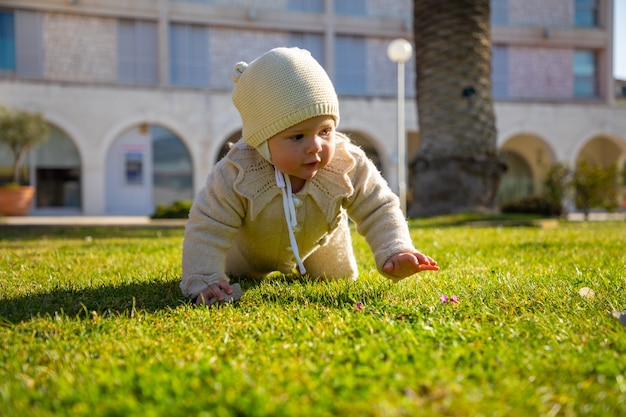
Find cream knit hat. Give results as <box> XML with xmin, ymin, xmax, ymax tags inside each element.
<box><xmin>231</xmin><ymin>47</ymin><xmax>340</xmax><ymax>151</ymax></box>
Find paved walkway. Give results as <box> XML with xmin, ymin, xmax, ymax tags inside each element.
<box><xmin>0</xmin><ymin>216</ymin><xmax>187</xmax><ymax>227</ymax></box>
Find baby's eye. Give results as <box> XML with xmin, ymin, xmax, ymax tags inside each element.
<box><xmin>319</xmin><ymin>128</ymin><xmax>331</xmax><ymax>137</ymax></box>
<box><xmin>291</xmin><ymin>134</ymin><xmax>305</xmax><ymax>141</ymax></box>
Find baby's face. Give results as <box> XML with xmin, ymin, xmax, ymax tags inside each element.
<box><xmin>267</xmin><ymin>115</ymin><xmax>336</xmax><ymax>183</ymax></box>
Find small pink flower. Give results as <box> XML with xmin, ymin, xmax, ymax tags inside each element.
<box><xmin>440</xmin><ymin>294</ymin><xmax>459</xmax><ymax>303</ymax></box>
<box><xmin>356</xmin><ymin>302</ymin><xmax>364</xmax><ymax>311</ymax></box>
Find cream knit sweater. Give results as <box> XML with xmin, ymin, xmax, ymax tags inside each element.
<box><xmin>180</xmin><ymin>133</ymin><xmax>416</xmax><ymax>299</ymax></box>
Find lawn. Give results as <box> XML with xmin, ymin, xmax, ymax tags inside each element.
<box><xmin>1</xmin><ymin>217</ymin><xmax>625</xmax><ymax>416</ymax></box>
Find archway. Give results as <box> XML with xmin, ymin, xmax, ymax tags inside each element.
<box><xmin>496</xmin><ymin>150</ymin><xmax>533</xmax><ymax>204</ymax></box>
<box><xmin>574</xmin><ymin>134</ymin><xmax>626</xmax><ymax>210</ymax></box>
<box><xmin>496</xmin><ymin>133</ymin><xmax>555</xmax><ymax>204</ymax></box>
<box><xmin>34</xmin><ymin>124</ymin><xmax>82</xmax><ymax>211</ymax></box>
<box><xmin>105</xmin><ymin>123</ymin><xmax>193</xmax><ymax>215</ymax></box>
<box><xmin>575</xmin><ymin>135</ymin><xmax>625</xmax><ymax>167</ymax></box>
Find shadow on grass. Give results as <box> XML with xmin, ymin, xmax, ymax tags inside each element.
<box><xmin>0</xmin><ymin>279</ymin><xmax>187</xmax><ymax>323</ymax></box>
<box><xmin>0</xmin><ymin>225</ymin><xmax>184</xmax><ymax>241</ymax></box>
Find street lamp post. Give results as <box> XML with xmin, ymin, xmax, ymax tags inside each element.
<box><xmin>387</xmin><ymin>38</ymin><xmax>413</xmax><ymax>216</ymax></box>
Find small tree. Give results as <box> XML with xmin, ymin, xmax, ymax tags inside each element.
<box><xmin>0</xmin><ymin>106</ymin><xmax>49</xmax><ymax>185</ymax></box>
<box><xmin>543</xmin><ymin>162</ymin><xmax>571</xmax><ymax>214</ymax></box>
<box><xmin>571</xmin><ymin>161</ymin><xmax>619</xmax><ymax>220</ymax></box>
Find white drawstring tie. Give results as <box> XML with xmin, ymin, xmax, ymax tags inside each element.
<box><xmin>275</xmin><ymin>168</ymin><xmax>307</xmax><ymax>275</ymax></box>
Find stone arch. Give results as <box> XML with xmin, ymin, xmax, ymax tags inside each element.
<box><xmin>496</xmin><ymin>132</ymin><xmax>556</xmax><ymax>204</ymax></box>
<box><xmin>573</xmin><ymin>133</ymin><xmax>626</xmax><ymax>167</ymax></box>
<box><xmin>104</xmin><ymin>120</ymin><xmax>193</xmax><ymax>215</ymax></box>
<box><xmin>101</xmin><ymin>114</ymin><xmax>194</xmax><ymax>169</ymax></box>
<box><xmin>33</xmin><ymin>122</ymin><xmax>83</xmax><ymax>211</ymax></box>
<box><xmin>40</xmin><ymin>113</ymin><xmax>87</xmax><ymax>166</ymax></box>
<box><xmin>573</xmin><ymin>133</ymin><xmax>626</xmax><ymax>210</ymax></box>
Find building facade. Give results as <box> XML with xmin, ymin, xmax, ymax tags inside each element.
<box><xmin>0</xmin><ymin>0</ymin><xmax>624</xmax><ymax>215</ymax></box>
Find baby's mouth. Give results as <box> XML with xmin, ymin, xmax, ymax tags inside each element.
<box><xmin>303</xmin><ymin>159</ymin><xmax>320</xmax><ymax>168</ymax></box>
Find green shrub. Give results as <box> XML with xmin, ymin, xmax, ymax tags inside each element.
<box><xmin>571</xmin><ymin>161</ymin><xmax>619</xmax><ymax>220</ymax></box>
<box><xmin>500</xmin><ymin>195</ymin><xmax>562</xmax><ymax>217</ymax></box>
<box><xmin>543</xmin><ymin>162</ymin><xmax>570</xmax><ymax>213</ymax></box>
<box><xmin>151</xmin><ymin>199</ymin><xmax>192</xmax><ymax>219</ymax></box>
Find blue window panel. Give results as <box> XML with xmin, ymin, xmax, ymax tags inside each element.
<box><xmin>118</xmin><ymin>20</ymin><xmax>158</xmax><ymax>85</ymax></box>
<box><xmin>491</xmin><ymin>45</ymin><xmax>508</xmax><ymax>99</ymax></box>
<box><xmin>0</xmin><ymin>11</ymin><xmax>15</xmax><ymax>71</ymax></box>
<box><xmin>287</xmin><ymin>0</ymin><xmax>324</xmax><ymax>12</ymax></box>
<box><xmin>15</xmin><ymin>11</ymin><xmax>43</xmax><ymax>78</ymax></box>
<box><xmin>573</xmin><ymin>50</ymin><xmax>597</xmax><ymax>97</ymax></box>
<box><xmin>170</xmin><ymin>23</ymin><xmax>209</xmax><ymax>87</ymax></box>
<box><xmin>151</xmin><ymin>125</ymin><xmax>193</xmax><ymax>207</ymax></box>
<box><xmin>334</xmin><ymin>35</ymin><xmax>367</xmax><ymax>95</ymax></box>
<box><xmin>575</xmin><ymin>0</ymin><xmax>598</xmax><ymax>27</ymax></box>
<box><xmin>334</xmin><ymin>0</ymin><xmax>366</xmax><ymax>16</ymax></box>
<box><xmin>118</xmin><ymin>20</ymin><xmax>135</xmax><ymax>83</ymax></box>
<box><xmin>490</xmin><ymin>0</ymin><xmax>509</xmax><ymax>25</ymax></box>
<box><xmin>287</xmin><ymin>32</ymin><xmax>324</xmax><ymax>67</ymax></box>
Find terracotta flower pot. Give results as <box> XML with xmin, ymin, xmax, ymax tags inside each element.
<box><xmin>0</xmin><ymin>186</ymin><xmax>35</xmax><ymax>216</ymax></box>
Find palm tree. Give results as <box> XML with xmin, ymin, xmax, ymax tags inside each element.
<box><xmin>410</xmin><ymin>0</ymin><xmax>506</xmax><ymax>216</ymax></box>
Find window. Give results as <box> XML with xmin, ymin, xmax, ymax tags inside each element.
<box><xmin>575</xmin><ymin>0</ymin><xmax>598</xmax><ymax>27</ymax></box>
<box><xmin>573</xmin><ymin>50</ymin><xmax>597</xmax><ymax>97</ymax></box>
<box><xmin>0</xmin><ymin>10</ymin><xmax>43</xmax><ymax>77</ymax></box>
<box><xmin>287</xmin><ymin>0</ymin><xmax>324</xmax><ymax>13</ymax></box>
<box><xmin>288</xmin><ymin>33</ymin><xmax>324</xmax><ymax>66</ymax></box>
<box><xmin>0</xmin><ymin>11</ymin><xmax>15</xmax><ymax>71</ymax></box>
<box><xmin>118</xmin><ymin>19</ymin><xmax>158</xmax><ymax>85</ymax></box>
<box><xmin>334</xmin><ymin>0</ymin><xmax>366</xmax><ymax>16</ymax></box>
<box><xmin>170</xmin><ymin>23</ymin><xmax>209</xmax><ymax>87</ymax></box>
<box><xmin>491</xmin><ymin>45</ymin><xmax>508</xmax><ymax>99</ymax></box>
<box><xmin>34</xmin><ymin>125</ymin><xmax>82</xmax><ymax>209</ymax></box>
<box><xmin>334</xmin><ymin>35</ymin><xmax>367</xmax><ymax>95</ymax></box>
<box><xmin>490</xmin><ymin>0</ymin><xmax>509</xmax><ymax>25</ymax></box>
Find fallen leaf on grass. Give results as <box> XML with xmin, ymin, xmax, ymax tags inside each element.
<box><xmin>578</xmin><ymin>287</ymin><xmax>595</xmax><ymax>299</ymax></box>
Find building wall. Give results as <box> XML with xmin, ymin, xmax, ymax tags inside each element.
<box><xmin>508</xmin><ymin>0</ymin><xmax>574</xmax><ymax>26</ymax></box>
<box><xmin>43</xmin><ymin>13</ymin><xmax>117</xmax><ymax>83</ymax></box>
<box><xmin>0</xmin><ymin>0</ymin><xmax>624</xmax><ymax>215</ymax></box>
<box><xmin>508</xmin><ymin>47</ymin><xmax>573</xmax><ymax>99</ymax></box>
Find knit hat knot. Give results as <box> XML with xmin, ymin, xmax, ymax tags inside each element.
<box><xmin>232</xmin><ymin>47</ymin><xmax>340</xmax><ymax>150</ymax></box>
<box><xmin>231</xmin><ymin>62</ymin><xmax>248</xmax><ymax>83</ymax></box>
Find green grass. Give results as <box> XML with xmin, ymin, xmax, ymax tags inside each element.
<box><xmin>1</xmin><ymin>218</ymin><xmax>625</xmax><ymax>416</ymax></box>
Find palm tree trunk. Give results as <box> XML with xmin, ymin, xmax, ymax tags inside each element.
<box><xmin>410</xmin><ymin>0</ymin><xmax>506</xmax><ymax>216</ymax></box>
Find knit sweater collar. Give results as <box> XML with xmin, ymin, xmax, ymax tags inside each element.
<box><xmin>231</xmin><ymin>135</ymin><xmax>356</xmax><ymax>222</ymax></box>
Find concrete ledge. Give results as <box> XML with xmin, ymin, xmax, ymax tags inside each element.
<box><xmin>566</xmin><ymin>212</ymin><xmax>626</xmax><ymax>221</ymax></box>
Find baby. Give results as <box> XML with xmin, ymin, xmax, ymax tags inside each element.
<box><xmin>181</xmin><ymin>47</ymin><xmax>438</xmax><ymax>305</ymax></box>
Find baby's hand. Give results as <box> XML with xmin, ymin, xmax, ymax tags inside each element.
<box><xmin>383</xmin><ymin>251</ymin><xmax>439</xmax><ymax>283</ymax></box>
<box><xmin>195</xmin><ymin>280</ymin><xmax>233</xmax><ymax>306</ymax></box>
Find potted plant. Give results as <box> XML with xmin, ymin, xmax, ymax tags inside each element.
<box><xmin>0</xmin><ymin>105</ymin><xmax>49</xmax><ymax>216</ymax></box>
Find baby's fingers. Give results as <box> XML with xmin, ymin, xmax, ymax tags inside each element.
<box><xmin>416</xmin><ymin>263</ymin><xmax>440</xmax><ymax>272</ymax></box>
